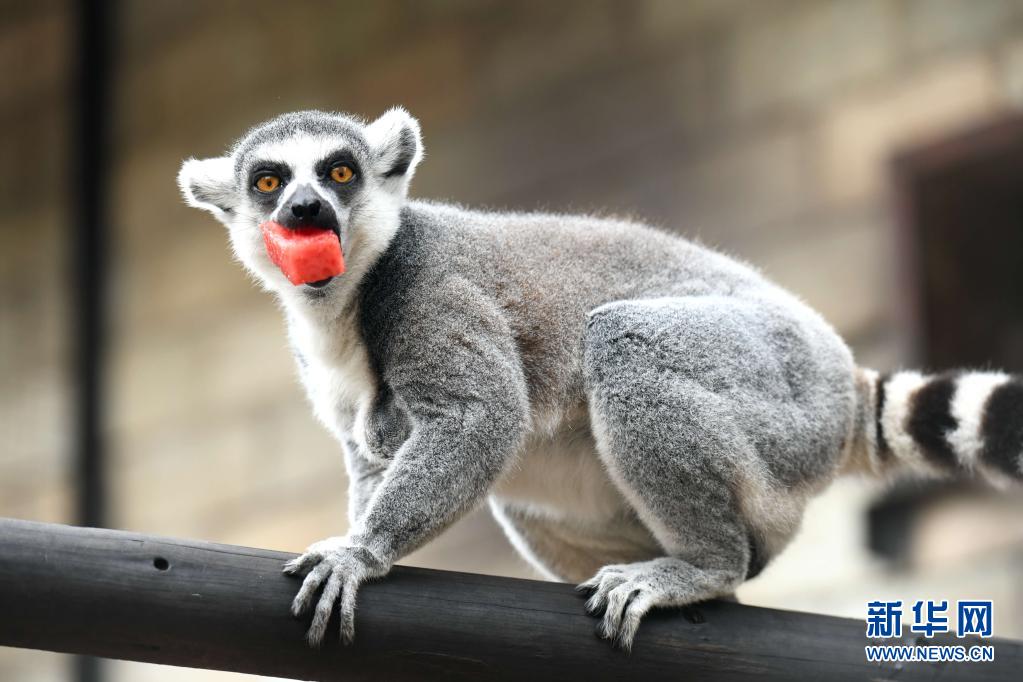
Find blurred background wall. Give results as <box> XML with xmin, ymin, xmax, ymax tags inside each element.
<box><xmin>3</xmin><ymin>1</ymin><xmax>1023</xmax><ymax>680</ymax></box>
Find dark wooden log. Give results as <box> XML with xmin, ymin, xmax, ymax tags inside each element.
<box><xmin>0</xmin><ymin>517</ymin><xmax>1018</xmax><ymax>680</ymax></box>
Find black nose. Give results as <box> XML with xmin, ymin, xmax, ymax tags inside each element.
<box><xmin>279</xmin><ymin>184</ymin><xmax>338</xmax><ymax>231</ymax></box>
<box><xmin>291</xmin><ymin>198</ymin><xmax>320</xmax><ymax>219</ymax></box>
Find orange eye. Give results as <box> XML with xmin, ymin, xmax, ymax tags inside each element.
<box><xmin>330</xmin><ymin>165</ymin><xmax>355</xmax><ymax>184</ymax></box>
<box><xmin>255</xmin><ymin>174</ymin><xmax>281</xmax><ymax>193</ymax></box>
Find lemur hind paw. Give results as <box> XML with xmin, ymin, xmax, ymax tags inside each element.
<box><xmin>579</xmin><ymin>564</ymin><xmax>658</xmax><ymax>652</ymax></box>
<box><xmin>283</xmin><ymin>536</ymin><xmax>388</xmax><ymax>647</ymax></box>
<box><xmin>579</xmin><ymin>558</ymin><xmax>736</xmax><ymax>652</ymax></box>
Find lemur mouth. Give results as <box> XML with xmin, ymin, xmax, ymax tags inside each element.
<box><xmin>260</xmin><ymin>221</ymin><xmax>345</xmax><ymax>287</ymax></box>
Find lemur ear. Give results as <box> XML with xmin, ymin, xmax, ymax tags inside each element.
<box><xmin>364</xmin><ymin>107</ymin><xmax>423</xmax><ymax>192</ymax></box>
<box><xmin>178</xmin><ymin>156</ymin><xmax>237</xmax><ymax>224</ymax></box>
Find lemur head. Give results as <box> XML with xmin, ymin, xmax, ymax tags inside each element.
<box><xmin>178</xmin><ymin>108</ymin><xmax>423</xmax><ymax>295</ymax></box>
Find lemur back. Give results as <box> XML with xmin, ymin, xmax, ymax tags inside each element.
<box><xmin>179</xmin><ymin>108</ymin><xmax>1023</xmax><ymax>651</ymax></box>
<box><xmin>361</xmin><ymin>201</ymin><xmax>845</xmax><ymax>421</ymax></box>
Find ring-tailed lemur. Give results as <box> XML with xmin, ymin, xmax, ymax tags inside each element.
<box><xmin>179</xmin><ymin>108</ymin><xmax>1023</xmax><ymax>651</ymax></box>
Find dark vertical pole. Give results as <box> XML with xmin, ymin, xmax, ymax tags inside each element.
<box><xmin>72</xmin><ymin>0</ymin><xmax>114</xmax><ymax>680</ymax></box>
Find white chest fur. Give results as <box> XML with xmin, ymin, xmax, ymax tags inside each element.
<box><xmin>287</xmin><ymin>304</ymin><xmax>376</xmax><ymax>442</ymax></box>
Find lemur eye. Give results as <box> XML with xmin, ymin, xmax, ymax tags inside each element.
<box><xmin>254</xmin><ymin>174</ymin><xmax>281</xmax><ymax>193</ymax></box>
<box><xmin>330</xmin><ymin>165</ymin><xmax>355</xmax><ymax>184</ymax></box>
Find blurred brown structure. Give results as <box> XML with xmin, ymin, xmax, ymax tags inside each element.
<box><xmin>894</xmin><ymin>116</ymin><xmax>1023</xmax><ymax>372</ymax></box>
<box><xmin>3</xmin><ymin>1</ymin><xmax>1023</xmax><ymax>680</ymax></box>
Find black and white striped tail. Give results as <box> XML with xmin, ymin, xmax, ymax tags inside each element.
<box><xmin>858</xmin><ymin>369</ymin><xmax>1023</xmax><ymax>483</ymax></box>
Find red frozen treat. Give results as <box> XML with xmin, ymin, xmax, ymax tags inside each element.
<box><xmin>260</xmin><ymin>221</ymin><xmax>345</xmax><ymax>286</ymax></box>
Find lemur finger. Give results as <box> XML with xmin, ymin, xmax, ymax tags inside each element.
<box><xmin>597</xmin><ymin>571</ymin><xmax>627</xmax><ymax>594</ymax></box>
<box><xmin>585</xmin><ymin>588</ymin><xmax>608</xmax><ymax>615</ymax></box>
<box><xmin>615</xmin><ymin>593</ymin><xmax>654</xmax><ymax>652</ymax></box>
<box><xmin>599</xmin><ymin>586</ymin><xmax>640</xmax><ymax>640</ymax></box>
<box><xmin>585</xmin><ymin>571</ymin><xmax>628</xmax><ymax>614</ymax></box>
<box><xmin>306</xmin><ymin>571</ymin><xmax>342</xmax><ymax>648</ymax></box>
<box><xmin>283</xmin><ymin>551</ymin><xmax>322</xmax><ymax>577</ymax></box>
<box><xmin>291</xmin><ymin>561</ymin><xmax>331</xmax><ymax>618</ymax></box>
<box><xmin>339</xmin><ymin>577</ymin><xmax>359</xmax><ymax>645</ymax></box>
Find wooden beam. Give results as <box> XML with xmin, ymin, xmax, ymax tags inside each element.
<box><xmin>0</xmin><ymin>518</ymin><xmax>1018</xmax><ymax>680</ymax></box>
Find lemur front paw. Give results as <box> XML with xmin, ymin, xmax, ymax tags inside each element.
<box><xmin>283</xmin><ymin>536</ymin><xmax>389</xmax><ymax>647</ymax></box>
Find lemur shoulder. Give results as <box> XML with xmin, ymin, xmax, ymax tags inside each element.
<box><xmin>179</xmin><ymin>108</ymin><xmax>1023</xmax><ymax>651</ymax></box>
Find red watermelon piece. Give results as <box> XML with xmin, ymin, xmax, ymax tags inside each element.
<box><xmin>260</xmin><ymin>221</ymin><xmax>345</xmax><ymax>286</ymax></box>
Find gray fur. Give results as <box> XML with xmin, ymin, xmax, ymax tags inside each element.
<box><xmin>233</xmin><ymin>110</ymin><xmax>372</xmax><ymax>173</ymax></box>
<box><xmin>179</xmin><ymin>109</ymin><xmax>1019</xmax><ymax>651</ymax></box>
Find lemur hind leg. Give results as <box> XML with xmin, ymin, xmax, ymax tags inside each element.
<box><xmin>580</xmin><ymin>296</ymin><xmax>853</xmax><ymax>650</ymax></box>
